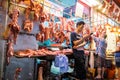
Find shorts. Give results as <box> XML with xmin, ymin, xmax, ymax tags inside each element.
<box><xmin>96</xmin><ymin>55</ymin><xmax>106</xmax><ymax>68</ymax></box>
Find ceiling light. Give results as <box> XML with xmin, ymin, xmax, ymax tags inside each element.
<box><xmin>98</xmin><ymin>4</ymin><xmax>102</xmax><ymax>9</ymax></box>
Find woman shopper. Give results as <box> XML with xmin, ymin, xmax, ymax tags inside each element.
<box><xmin>70</xmin><ymin>21</ymin><xmax>91</xmax><ymax>80</ymax></box>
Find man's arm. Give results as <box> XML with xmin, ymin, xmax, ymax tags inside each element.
<box><xmin>73</xmin><ymin>41</ymin><xmax>87</xmax><ymax>49</ymax></box>
<box><xmin>73</xmin><ymin>34</ymin><xmax>90</xmax><ymax>46</ymax></box>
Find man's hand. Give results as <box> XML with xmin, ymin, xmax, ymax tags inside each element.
<box><xmin>73</xmin><ymin>41</ymin><xmax>87</xmax><ymax>49</ymax></box>
<box><xmin>73</xmin><ymin>46</ymin><xmax>78</xmax><ymax>49</ymax></box>
<box><xmin>83</xmin><ymin>34</ymin><xmax>91</xmax><ymax>39</ymax></box>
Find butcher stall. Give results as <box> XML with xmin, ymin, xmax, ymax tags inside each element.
<box><xmin>0</xmin><ymin>0</ymin><xmax>78</xmax><ymax>80</ymax></box>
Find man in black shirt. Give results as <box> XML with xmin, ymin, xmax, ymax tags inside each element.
<box><xmin>70</xmin><ymin>21</ymin><xmax>90</xmax><ymax>80</ymax></box>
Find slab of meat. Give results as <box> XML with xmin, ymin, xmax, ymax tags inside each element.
<box><xmin>53</xmin><ymin>31</ymin><xmax>60</xmax><ymax>42</ymax></box>
<box><xmin>50</xmin><ymin>14</ymin><xmax>54</xmax><ymax>22</ymax></box>
<box><xmin>65</xmin><ymin>32</ymin><xmax>70</xmax><ymax>45</ymax></box>
<box><xmin>118</xmin><ymin>14</ymin><xmax>120</xmax><ymax>22</ymax></box>
<box><xmin>6</xmin><ymin>40</ymin><xmax>14</xmax><ymax>65</ymax></box>
<box><xmin>59</xmin><ymin>31</ymin><xmax>66</xmax><ymax>43</ymax></box>
<box><xmin>18</xmin><ymin>0</ymin><xmax>31</xmax><ymax>6</ymax></box>
<box><xmin>36</xmin><ymin>32</ymin><xmax>44</xmax><ymax>42</ymax></box>
<box><xmin>44</xmin><ymin>27</ymin><xmax>54</xmax><ymax>40</ymax></box>
<box><xmin>24</xmin><ymin>7</ymin><xmax>31</xmax><ymax>19</ymax></box>
<box><xmin>46</xmin><ymin>13</ymin><xmax>51</xmax><ymax>21</ymax></box>
<box><xmin>8</xmin><ymin>7</ymin><xmax>20</xmax><ymax>20</ymax></box>
<box><xmin>6</xmin><ymin>7</ymin><xmax>20</xmax><ymax>64</ymax></box>
<box><xmin>36</xmin><ymin>32</ymin><xmax>42</xmax><ymax>41</ymax></box>
<box><xmin>8</xmin><ymin>21</ymin><xmax>20</xmax><ymax>44</ymax></box>
<box><xmin>40</xmin><ymin>12</ymin><xmax>47</xmax><ymax>23</ymax></box>
<box><xmin>66</xmin><ymin>21</ymin><xmax>75</xmax><ymax>32</ymax></box>
<box><xmin>113</xmin><ymin>8</ymin><xmax>119</xmax><ymax>20</ymax></box>
<box><xmin>14</xmin><ymin>48</ymin><xmax>73</xmax><ymax>57</ymax></box>
<box><xmin>14</xmin><ymin>68</ymin><xmax>22</xmax><ymax>80</ymax></box>
<box><xmin>53</xmin><ymin>23</ymin><xmax>59</xmax><ymax>32</ymax></box>
<box><xmin>30</xmin><ymin>0</ymin><xmax>43</xmax><ymax>21</ymax></box>
<box><xmin>8</xmin><ymin>7</ymin><xmax>20</xmax><ymax>44</ymax></box>
<box><xmin>108</xmin><ymin>3</ymin><xmax>114</xmax><ymax>16</ymax></box>
<box><xmin>39</xmin><ymin>23</ymin><xmax>45</xmax><ymax>32</ymax></box>
<box><xmin>49</xmin><ymin>22</ymin><xmax>54</xmax><ymax>39</ymax></box>
<box><xmin>23</xmin><ymin>19</ymin><xmax>33</xmax><ymax>32</ymax></box>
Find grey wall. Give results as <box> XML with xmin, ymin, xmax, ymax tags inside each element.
<box><xmin>0</xmin><ymin>1</ymin><xmax>7</xmax><ymax>79</ymax></box>
<box><xmin>0</xmin><ymin>0</ymin><xmax>40</xmax><ymax>80</ymax></box>
<box><xmin>5</xmin><ymin>57</ymin><xmax>35</xmax><ymax>80</ymax></box>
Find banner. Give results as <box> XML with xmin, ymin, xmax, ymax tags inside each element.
<box><xmin>43</xmin><ymin>0</ymin><xmax>64</xmax><ymax>17</ymax></box>
<box><xmin>75</xmin><ymin>2</ymin><xmax>84</xmax><ymax>17</ymax></box>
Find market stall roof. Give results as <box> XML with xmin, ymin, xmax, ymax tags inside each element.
<box><xmin>48</xmin><ymin>0</ymin><xmax>77</xmax><ymax>8</ymax></box>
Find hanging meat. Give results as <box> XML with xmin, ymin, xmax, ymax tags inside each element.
<box><xmin>18</xmin><ymin>0</ymin><xmax>31</xmax><ymax>6</ymax></box>
<box><xmin>59</xmin><ymin>17</ymin><xmax>67</xmax><ymax>31</ymax></box>
<box><xmin>83</xmin><ymin>25</ymin><xmax>92</xmax><ymax>42</ymax></box>
<box><xmin>53</xmin><ymin>31</ymin><xmax>65</xmax><ymax>43</ymax></box>
<box><xmin>8</xmin><ymin>7</ymin><xmax>20</xmax><ymax>20</ymax></box>
<box><xmin>102</xmin><ymin>1</ymin><xmax>106</xmax><ymax>9</ymax></box>
<box><xmin>65</xmin><ymin>32</ymin><xmax>70</xmax><ymax>45</ymax></box>
<box><xmin>83</xmin><ymin>25</ymin><xmax>90</xmax><ymax>35</ymax></box>
<box><xmin>24</xmin><ymin>7</ymin><xmax>31</xmax><ymax>20</ymax></box>
<box><xmin>8</xmin><ymin>20</ymin><xmax>20</xmax><ymax>44</ymax></box>
<box><xmin>7</xmin><ymin>7</ymin><xmax>20</xmax><ymax>44</ymax></box>
<box><xmin>30</xmin><ymin>0</ymin><xmax>43</xmax><ymax>21</ymax></box>
<box><xmin>40</xmin><ymin>12</ymin><xmax>47</xmax><ymax>23</ymax></box>
<box><xmin>51</xmin><ymin>14</ymin><xmax>55</xmax><ymax>22</ymax></box>
<box><xmin>36</xmin><ymin>32</ymin><xmax>42</xmax><ymax>41</ymax></box>
<box><xmin>14</xmin><ymin>68</ymin><xmax>22</xmax><ymax>80</ymax></box>
<box><xmin>36</xmin><ymin>32</ymin><xmax>44</xmax><ymax>42</ymax></box>
<box><xmin>44</xmin><ymin>27</ymin><xmax>50</xmax><ymax>40</ymax></box>
<box><xmin>59</xmin><ymin>17</ymin><xmax>64</xmax><ymax>31</ymax></box>
<box><xmin>113</xmin><ymin>8</ymin><xmax>119</xmax><ymax>20</ymax></box>
<box><xmin>53</xmin><ymin>31</ymin><xmax>59</xmax><ymax>42</ymax></box>
<box><xmin>39</xmin><ymin>23</ymin><xmax>45</xmax><ymax>32</ymax></box>
<box><xmin>38</xmin><ymin>23</ymin><xmax>45</xmax><ymax>42</ymax></box>
<box><xmin>69</xmin><ymin>21</ymin><xmax>75</xmax><ymax>31</ymax></box>
<box><xmin>53</xmin><ymin>23</ymin><xmax>59</xmax><ymax>32</ymax></box>
<box><xmin>23</xmin><ymin>19</ymin><xmax>33</xmax><ymax>32</ymax></box>
<box><xmin>6</xmin><ymin>40</ymin><xmax>14</xmax><ymax>65</ymax></box>
<box><xmin>59</xmin><ymin>31</ymin><xmax>65</xmax><ymax>43</ymax></box>
<box><xmin>46</xmin><ymin>13</ymin><xmax>51</xmax><ymax>21</ymax></box>
<box><xmin>49</xmin><ymin>22</ymin><xmax>54</xmax><ymax>39</ymax></box>
<box><xmin>108</xmin><ymin>3</ymin><xmax>114</xmax><ymax>16</ymax></box>
<box><xmin>118</xmin><ymin>14</ymin><xmax>120</xmax><ymax>22</ymax></box>
<box><xmin>66</xmin><ymin>21</ymin><xmax>75</xmax><ymax>32</ymax></box>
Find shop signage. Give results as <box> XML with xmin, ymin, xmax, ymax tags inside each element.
<box><xmin>75</xmin><ymin>2</ymin><xmax>84</xmax><ymax>17</ymax></box>
<box><xmin>76</xmin><ymin>1</ymin><xmax>91</xmax><ymax>19</ymax></box>
<box><xmin>44</xmin><ymin>0</ymin><xmax>51</xmax><ymax>13</ymax></box>
<box><xmin>63</xmin><ymin>5</ymin><xmax>76</xmax><ymax>18</ymax></box>
<box><xmin>44</xmin><ymin>0</ymin><xmax>64</xmax><ymax>17</ymax></box>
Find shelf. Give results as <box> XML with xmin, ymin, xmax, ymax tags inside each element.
<box><xmin>19</xmin><ymin>31</ymin><xmax>35</xmax><ymax>36</ymax></box>
<box><xmin>10</xmin><ymin>2</ymin><xmax>28</xmax><ymax>8</ymax></box>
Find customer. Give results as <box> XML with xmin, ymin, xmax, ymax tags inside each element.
<box><xmin>70</xmin><ymin>21</ymin><xmax>90</xmax><ymax>80</ymax></box>
<box><xmin>92</xmin><ymin>31</ymin><xmax>107</xmax><ymax>79</ymax></box>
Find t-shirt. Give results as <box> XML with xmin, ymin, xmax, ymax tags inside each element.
<box><xmin>94</xmin><ymin>37</ymin><xmax>107</xmax><ymax>58</ymax></box>
<box><xmin>70</xmin><ymin>32</ymin><xmax>83</xmax><ymax>53</ymax></box>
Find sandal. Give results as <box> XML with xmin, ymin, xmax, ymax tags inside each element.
<box><xmin>94</xmin><ymin>78</ymin><xmax>102</xmax><ymax>80</ymax></box>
